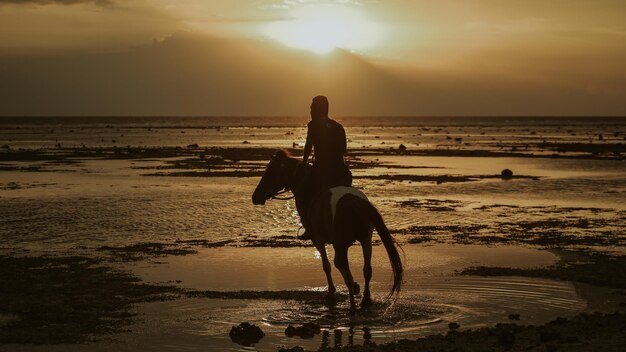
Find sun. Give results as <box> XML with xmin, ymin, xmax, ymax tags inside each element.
<box><xmin>264</xmin><ymin>4</ymin><xmax>383</xmax><ymax>55</ymax></box>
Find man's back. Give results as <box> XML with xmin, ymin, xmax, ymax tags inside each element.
<box><xmin>306</xmin><ymin>118</ymin><xmax>346</xmax><ymax>167</ymax></box>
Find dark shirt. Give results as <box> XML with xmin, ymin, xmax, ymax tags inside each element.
<box><xmin>306</xmin><ymin>118</ymin><xmax>346</xmax><ymax>167</ymax></box>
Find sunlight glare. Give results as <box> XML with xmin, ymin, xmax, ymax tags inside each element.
<box><xmin>265</xmin><ymin>4</ymin><xmax>383</xmax><ymax>54</ymax></box>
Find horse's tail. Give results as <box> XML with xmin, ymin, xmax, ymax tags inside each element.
<box><xmin>364</xmin><ymin>199</ymin><xmax>403</xmax><ymax>298</ymax></box>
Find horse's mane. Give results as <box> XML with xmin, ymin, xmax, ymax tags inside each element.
<box><xmin>275</xmin><ymin>149</ymin><xmax>293</xmax><ymax>159</ymax></box>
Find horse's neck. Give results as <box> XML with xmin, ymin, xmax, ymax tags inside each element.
<box><xmin>289</xmin><ymin>161</ymin><xmax>312</xmax><ymax>200</ymax></box>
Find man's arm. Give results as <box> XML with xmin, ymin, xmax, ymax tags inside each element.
<box><xmin>303</xmin><ymin>126</ymin><xmax>313</xmax><ymax>163</ymax></box>
<box><xmin>340</xmin><ymin>125</ymin><xmax>347</xmax><ymax>155</ymax></box>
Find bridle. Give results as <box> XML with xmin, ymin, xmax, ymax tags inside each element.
<box><xmin>269</xmin><ymin>160</ymin><xmax>304</xmax><ymax>201</ymax></box>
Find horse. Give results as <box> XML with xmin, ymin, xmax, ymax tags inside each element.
<box><xmin>251</xmin><ymin>150</ymin><xmax>403</xmax><ymax>314</ymax></box>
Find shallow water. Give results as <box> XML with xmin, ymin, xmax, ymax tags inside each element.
<box><xmin>3</xmin><ymin>245</ymin><xmax>591</xmax><ymax>351</ymax></box>
<box><xmin>130</xmin><ymin>245</ymin><xmax>582</xmax><ymax>345</ymax></box>
<box><xmin>1</xmin><ymin>153</ymin><xmax>624</xmax><ymax>252</ymax></box>
<box><xmin>1</xmin><ymin>118</ymin><xmax>625</xmax><ymax>350</ymax></box>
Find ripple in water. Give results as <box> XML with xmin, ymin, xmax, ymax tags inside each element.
<box><xmin>257</xmin><ymin>275</ymin><xmax>584</xmax><ymax>344</ymax></box>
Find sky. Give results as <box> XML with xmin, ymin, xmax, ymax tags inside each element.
<box><xmin>0</xmin><ymin>0</ymin><xmax>625</xmax><ymax>116</ymax></box>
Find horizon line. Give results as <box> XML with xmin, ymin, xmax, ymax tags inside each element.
<box><xmin>1</xmin><ymin>115</ymin><xmax>626</xmax><ymax>119</ymax></box>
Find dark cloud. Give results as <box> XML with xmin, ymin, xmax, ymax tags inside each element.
<box><xmin>0</xmin><ymin>32</ymin><xmax>624</xmax><ymax>116</ymax></box>
<box><xmin>0</xmin><ymin>0</ymin><xmax>114</xmax><ymax>6</ymax></box>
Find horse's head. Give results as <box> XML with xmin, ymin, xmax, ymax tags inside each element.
<box><xmin>252</xmin><ymin>150</ymin><xmax>295</xmax><ymax>205</ymax></box>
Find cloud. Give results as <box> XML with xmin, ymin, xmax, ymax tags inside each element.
<box><xmin>0</xmin><ymin>0</ymin><xmax>113</xmax><ymax>5</ymax></box>
<box><xmin>0</xmin><ymin>0</ymin><xmax>179</xmax><ymax>55</ymax></box>
<box><xmin>267</xmin><ymin>0</ymin><xmax>367</xmax><ymax>9</ymax></box>
<box><xmin>0</xmin><ymin>32</ymin><xmax>624</xmax><ymax>116</ymax></box>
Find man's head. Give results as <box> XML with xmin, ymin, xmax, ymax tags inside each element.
<box><xmin>310</xmin><ymin>95</ymin><xmax>329</xmax><ymax>120</ymax></box>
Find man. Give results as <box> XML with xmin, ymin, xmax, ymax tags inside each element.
<box><xmin>297</xmin><ymin>96</ymin><xmax>352</xmax><ymax>240</ymax></box>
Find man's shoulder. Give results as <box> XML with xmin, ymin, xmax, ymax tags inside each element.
<box><xmin>327</xmin><ymin>118</ymin><xmax>344</xmax><ymax>129</ymax></box>
<box><xmin>309</xmin><ymin>118</ymin><xmax>344</xmax><ymax>132</ymax></box>
<box><xmin>328</xmin><ymin>119</ymin><xmax>345</xmax><ymax>135</ymax></box>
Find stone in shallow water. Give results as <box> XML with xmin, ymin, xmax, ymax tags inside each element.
<box><xmin>448</xmin><ymin>322</ymin><xmax>460</xmax><ymax>330</ymax></box>
<box><xmin>508</xmin><ymin>313</ymin><xmax>521</xmax><ymax>320</ymax></box>
<box><xmin>229</xmin><ymin>322</ymin><xmax>265</xmax><ymax>346</ymax></box>
<box><xmin>285</xmin><ymin>323</ymin><xmax>321</xmax><ymax>339</ymax></box>
<box><xmin>501</xmin><ymin>169</ymin><xmax>514</xmax><ymax>179</ymax></box>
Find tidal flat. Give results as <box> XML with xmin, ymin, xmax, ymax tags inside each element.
<box><xmin>0</xmin><ymin>117</ymin><xmax>624</xmax><ymax>351</ymax></box>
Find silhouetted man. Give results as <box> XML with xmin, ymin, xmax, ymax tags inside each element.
<box><xmin>297</xmin><ymin>96</ymin><xmax>352</xmax><ymax>240</ymax></box>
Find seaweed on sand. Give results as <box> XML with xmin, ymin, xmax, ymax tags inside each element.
<box><xmin>462</xmin><ymin>251</ymin><xmax>626</xmax><ymax>289</ymax></box>
<box><xmin>99</xmin><ymin>242</ymin><xmax>197</xmax><ymax>261</ymax></box>
<box><xmin>144</xmin><ymin>170</ymin><xmax>265</xmax><ymax>177</ymax></box>
<box><xmin>391</xmin><ymin>205</ymin><xmax>624</xmax><ymax>247</ymax></box>
<box><xmin>186</xmin><ymin>290</ymin><xmax>346</xmax><ymax>302</ymax></box>
<box><xmin>241</xmin><ymin>235</ymin><xmax>308</xmax><ymax>248</ymax></box>
<box><xmin>280</xmin><ymin>312</ymin><xmax>626</xmax><ymax>352</ymax></box>
<box><xmin>354</xmin><ymin>174</ymin><xmax>474</xmax><ymax>183</ymax></box>
<box><xmin>0</xmin><ymin>255</ymin><xmax>179</xmax><ymax>344</ymax></box>
<box><xmin>355</xmin><ymin>174</ymin><xmax>538</xmax><ymax>184</ymax></box>
<box><xmin>398</xmin><ymin>199</ymin><xmax>468</xmax><ymax>212</ymax></box>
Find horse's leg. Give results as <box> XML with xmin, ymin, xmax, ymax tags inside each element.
<box><xmin>360</xmin><ymin>231</ymin><xmax>373</xmax><ymax>307</ymax></box>
<box><xmin>317</xmin><ymin>244</ymin><xmax>336</xmax><ymax>297</ymax></box>
<box><xmin>333</xmin><ymin>246</ymin><xmax>356</xmax><ymax>314</ymax></box>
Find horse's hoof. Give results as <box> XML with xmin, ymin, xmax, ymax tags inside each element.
<box><xmin>352</xmin><ymin>282</ymin><xmax>360</xmax><ymax>296</ymax></box>
<box><xmin>360</xmin><ymin>296</ymin><xmax>372</xmax><ymax>308</ymax></box>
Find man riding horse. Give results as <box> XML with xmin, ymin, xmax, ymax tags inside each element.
<box><xmin>252</xmin><ymin>96</ymin><xmax>402</xmax><ymax>314</ymax></box>
<box><xmin>252</xmin><ymin>148</ymin><xmax>402</xmax><ymax>314</ymax></box>
<box><xmin>297</xmin><ymin>95</ymin><xmax>352</xmax><ymax>240</ymax></box>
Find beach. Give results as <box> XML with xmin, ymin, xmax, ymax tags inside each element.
<box><xmin>1</xmin><ymin>116</ymin><xmax>625</xmax><ymax>351</ymax></box>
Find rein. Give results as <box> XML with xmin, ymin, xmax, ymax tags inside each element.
<box><xmin>271</xmin><ymin>190</ymin><xmax>295</xmax><ymax>200</ymax></box>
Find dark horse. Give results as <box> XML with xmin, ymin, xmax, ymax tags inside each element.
<box><xmin>252</xmin><ymin>150</ymin><xmax>403</xmax><ymax>314</ymax></box>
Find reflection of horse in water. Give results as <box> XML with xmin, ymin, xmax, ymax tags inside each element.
<box><xmin>252</xmin><ymin>150</ymin><xmax>403</xmax><ymax>314</ymax></box>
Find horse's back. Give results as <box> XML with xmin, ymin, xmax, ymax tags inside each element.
<box><xmin>330</xmin><ymin>188</ymin><xmax>374</xmax><ymax>245</ymax></box>
<box><xmin>329</xmin><ymin>186</ymin><xmax>368</xmax><ymax>222</ymax></box>
<box><xmin>309</xmin><ymin>186</ymin><xmax>371</xmax><ymax>246</ymax></box>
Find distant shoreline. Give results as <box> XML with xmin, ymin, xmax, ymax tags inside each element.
<box><xmin>1</xmin><ymin>115</ymin><xmax>625</xmax><ymax>128</ymax></box>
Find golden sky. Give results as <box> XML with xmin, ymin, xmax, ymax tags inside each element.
<box><xmin>0</xmin><ymin>0</ymin><xmax>625</xmax><ymax>116</ymax></box>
